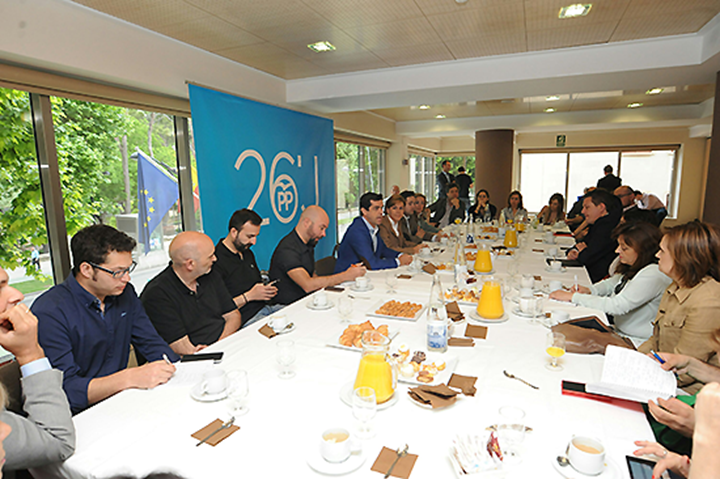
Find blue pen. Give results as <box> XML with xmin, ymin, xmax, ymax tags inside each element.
<box><xmin>650</xmin><ymin>350</ymin><xmax>665</xmax><ymax>364</ymax></box>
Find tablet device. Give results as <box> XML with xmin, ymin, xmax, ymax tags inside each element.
<box><xmin>180</xmin><ymin>352</ymin><xmax>224</xmax><ymax>363</ymax></box>
<box><xmin>626</xmin><ymin>456</ymin><xmax>683</xmax><ymax>479</ymax></box>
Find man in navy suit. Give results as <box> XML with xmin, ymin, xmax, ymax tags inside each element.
<box><xmin>335</xmin><ymin>192</ymin><xmax>413</xmax><ymax>272</ymax></box>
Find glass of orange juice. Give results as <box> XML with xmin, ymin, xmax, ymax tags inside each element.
<box><xmin>546</xmin><ymin>332</ymin><xmax>566</xmax><ymax>371</ymax></box>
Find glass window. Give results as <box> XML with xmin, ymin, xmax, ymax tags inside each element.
<box><xmin>620</xmin><ymin>150</ymin><xmax>674</xmax><ymax>211</ymax></box>
<box><xmin>409</xmin><ymin>154</ymin><xmax>436</xmax><ymax>201</ymax></box>
<box><xmin>568</xmin><ymin>152</ymin><xmax>619</xmax><ymax>203</ymax></box>
<box><xmin>519</xmin><ymin>153</ymin><xmax>567</xmax><ymax>212</ymax></box>
<box><xmin>50</xmin><ymin>97</ymin><xmax>182</xmax><ymax>293</ymax></box>
<box><xmin>0</xmin><ymin>87</ymin><xmax>53</xmax><ymax>302</ymax></box>
<box><xmin>436</xmin><ymin>155</ymin><xmax>475</xmax><ymax>202</ymax></box>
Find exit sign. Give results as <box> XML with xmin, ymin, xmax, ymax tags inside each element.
<box><xmin>556</xmin><ymin>135</ymin><xmax>566</xmax><ymax>147</ymax></box>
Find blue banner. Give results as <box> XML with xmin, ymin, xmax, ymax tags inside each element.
<box><xmin>137</xmin><ymin>150</ymin><xmax>179</xmax><ymax>254</ymax></box>
<box><xmin>188</xmin><ymin>84</ymin><xmax>336</xmax><ymax>270</ymax></box>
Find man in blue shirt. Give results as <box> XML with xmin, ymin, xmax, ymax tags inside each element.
<box><xmin>335</xmin><ymin>192</ymin><xmax>413</xmax><ymax>272</ymax></box>
<box><xmin>32</xmin><ymin>225</ymin><xmax>178</xmax><ymax>414</ymax></box>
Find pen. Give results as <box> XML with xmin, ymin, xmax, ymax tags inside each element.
<box><xmin>163</xmin><ymin>353</ymin><xmax>172</xmax><ymax>365</ymax></box>
<box><xmin>650</xmin><ymin>350</ymin><xmax>665</xmax><ymax>364</ymax></box>
<box><xmin>573</xmin><ymin>274</ymin><xmax>578</xmax><ymax>292</ymax></box>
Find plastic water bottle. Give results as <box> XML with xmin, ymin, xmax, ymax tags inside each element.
<box><xmin>427</xmin><ymin>274</ymin><xmax>448</xmax><ymax>353</ymax></box>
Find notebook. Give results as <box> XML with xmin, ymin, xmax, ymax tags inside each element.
<box><xmin>585</xmin><ymin>345</ymin><xmax>677</xmax><ymax>403</ymax></box>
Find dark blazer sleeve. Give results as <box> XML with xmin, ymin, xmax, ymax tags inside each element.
<box><xmin>342</xmin><ymin>220</ymin><xmax>398</xmax><ymax>270</ymax></box>
<box><xmin>2</xmin><ymin>369</ymin><xmax>75</xmax><ymax>470</ymax></box>
<box><xmin>578</xmin><ymin>216</ymin><xmax>619</xmax><ymax>268</ymax></box>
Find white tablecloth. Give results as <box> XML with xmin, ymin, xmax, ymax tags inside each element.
<box><xmin>37</xmin><ymin>231</ymin><xmax>653</xmax><ymax>479</ymax></box>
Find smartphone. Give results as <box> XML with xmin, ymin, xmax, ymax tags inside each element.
<box><xmin>180</xmin><ymin>352</ymin><xmax>224</xmax><ymax>363</ymax></box>
<box><xmin>626</xmin><ymin>456</ymin><xmax>683</xmax><ymax>479</ymax></box>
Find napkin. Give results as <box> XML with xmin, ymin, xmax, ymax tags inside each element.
<box><xmin>191</xmin><ymin>419</ymin><xmax>240</xmax><ymax>446</ymax></box>
<box><xmin>408</xmin><ymin>384</ymin><xmax>458</xmax><ymax>408</ymax></box>
<box><xmin>464</xmin><ymin>324</ymin><xmax>488</xmax><ymax>339</ymax></box>
<box><xmin>448</xmin><ymin>373</ymin><xmax>478</xmax><ymax>396</ymax></box>
<box><xmin>534</xmin><ymin>275</ymin><xmax>542</xmax><ymax>281</ymax></box>
<box><xmin>448</xmin><ymin>337</ymin><xmax>475</xmax><ymax>347</ymax></box>
<box><xmin>422</xmin><ymin>263</ymin><xmax>437</xmax><ymax>275</ymax></box>
<box><xmin>258</xmin><ymin>324</ymin><xmax>277</xmax><ymax>339</ymax></box>
<box><xmin>371</xmin><ymin>446</ymin><xmax>419</xmax><ymax>478</ymax></box>
<box><xmin>325</xmin><ymin>286</ymin><xmax>344</xmax><ymax>292</ymax></box>
<box><xmin>445</xmin><ymin>302</ymin><xmax>465</xmax><ymax>322</ymax></box>
<box><xmin>532</xmin><ymin>248</ymin><xmax>544</xmax><ymax>253</ymax></box>
<box><xmin>398</xmin><ymin>274</ymin><xmax>413</xmax><ymax>280</ymax></box>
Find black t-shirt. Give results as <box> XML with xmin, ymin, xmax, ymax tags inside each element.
<box><xmin>455</xmin><ymin>173</ymin><xmax>472</xmax><ymax>198</ymax></box>
<box><xmin>269</xmin><ymin>229</ymin><xmax>315</xmax><ymax>305</ymax></box>
<box><xmin>214</xmin><ymin>240</ymin><xmax>264</xmax><ymax>324</ymax></box>
<box><xmin>140</xmin><ymin>264</ymin><xmax>237</xmax><ymax>346</ymax></box>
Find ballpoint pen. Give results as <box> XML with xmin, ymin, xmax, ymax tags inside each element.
<box><xmin>650</xmin><ymin>350</ymin><xmax>665</xmax><ymax>364</ymax></box>
<box><xmin>162</xmin><ymin>353</ymin><xmax>173</xmax><ymax>365</ymax></box>
<box><xmin>573</xmin><ymin>274</ymin><xmax>578</xmax><ymax>292</ymax></box>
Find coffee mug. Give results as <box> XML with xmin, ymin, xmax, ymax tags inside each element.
<box><xmin>314</xmin><ymin>291</ymin><xmax>328</xmax><ymax>307</ymax></box>
<box><xmin>520</xmin><ymin>275</ymin><xmax>535</xmax><ymax>289</ymax></box>
<box><xmin>355</xmin><ymin>277</ymin><xmax>369</xmax><ymax>289</ymax></box>
<box><xmin>548</xmin><ymin>280</ymin><xmax>563</xmax><ymax>292</ymax></box>
<box><xmin>320</xmin><ymin>428</ymin><xmax>361</xmax><ymax>463</ymax></box>
<box><xmin>550</xmin><ymin>309</ymin><xmax>570</xmax><ymax>325</ymax></box>
<box><xmin>568</xmin><ymin>436</ymin><xmax>606</xmax><ymax>475</ymax></box>
<box><xmin>200</xmin><ymin>369</ymin><xmax>227</xmax><ymax>395</ymax></box>
<box><xmin>269</xmin><ymin>314</ymin><xmax>289</xmax><ymax>332</ymax></box>
<box><xmin>549</xmin><ymin>260</ymin><xmax>562</xmax><ymax>272</ymax></box>
<box><xmin>519</xmin><ymin>297</ymin><xmax>536</xmax><ymax>314</ymax></box>
<box><xmin>519</xmin><ymin>287</ymin><xmax>534</xmax><ymax>298</ymax></box>
<box><xmin>544</xmin><ymin>231</ymin><xmax>555</xmax><ymax>244</ymax></box>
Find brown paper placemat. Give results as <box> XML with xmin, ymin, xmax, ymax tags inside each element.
<box><xmin>464</xmin><ymin>324</ymin><xmax>488</xmax><ymax>339</ymax></box>
<box><xmin>445</xmin><ymin>302</ymin><xmax>465</xmax><ymax>322</ymax></box>
<box><xmin>534</xmin><ymin>275</ymin><xmax>542</xmax><ymax>281</ymax></box>
<box><xmin>422</xmin><ymin>263</ymin><xmax>437</xmax><ymax>275</ymax></box>
<box><xmin>532</xmin><ymin>248</ymin><xmax>544</xmax><ymax>253</ymax></box>
<box><xmin>371</xmin><ymin>447</ymin><xmax>419</xmax><ymax>478</ymax></box>
<box><xmin>448</xmin><ymin>337</ymin><xmax>474</xmax><ymax>347</ymax></box>
<box><xmin>448</xmin><ymin>373</ymin><xmax>477</xmax><ymax>396</ymax></box>
<box><xmin>398</xmin><ymin>274</ymin><xmax>412</xmax><ymax>280</ymax></box>
<box><xmin>258</xmin><ymin>324</ymin><xmax>277</xmax><ymax>339</ymax></box>
<box><xmin>191</xmin><ymin>419</ymin><xmax>240</xmax><ymax>446</ymax></box>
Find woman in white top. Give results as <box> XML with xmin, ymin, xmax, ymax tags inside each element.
<box><xmin>378</xmin><ymin>195</ymin><xmax>424</xmax><ymax>255</ymax></box>
<box><xmin>549</xmin><ymin>221</ymin><xmax>672</xmax><ymax>345</ymax></box>
<box><xmin>499</xmin><ymin>190</ymin><xmax>528</xmax><ymax>224</ymax></box>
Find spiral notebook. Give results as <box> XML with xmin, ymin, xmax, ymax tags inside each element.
<box><xmin>585</xmin><ymin>345</ymin><xmax>677</xmax><ymax>403</ymax></box>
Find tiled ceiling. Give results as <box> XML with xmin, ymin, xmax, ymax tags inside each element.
<box><xmin>72</xmin><ymin>0</ymin><xmax>720</xmax><ymax>80</ymax></box>
<box><xmin>370</xmin><ymin>84</ymin><xmax>715</xmax><ymax>121</ymax></box>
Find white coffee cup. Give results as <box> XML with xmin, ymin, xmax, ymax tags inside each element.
<box><xmin>320</xmin><ymin>428</ymin><xmax>361</xmax><ymax>463</ymax></box>
<box><xmin>547</xmin><ymin>247</ymin><xmax>559</xmax><ymax>257</ymax></box>
<box><xmin>200</xmin><ymin>369</ymin><xmax>227</xmax><ymax>395</ymax></box>
<box><xmin>440</xmin><ymin>237</ymin><xmax>449</xmax><ymax>245</ymax></box>
<box><xmin>355</xmin><ymin>276</ymin><xmax>369</xmax><ymax>289</ymax></box>
<box><xmin>519</xmin><ymin>287</ymin><xmax>534</xmax><ymax>298</ymax></box>
<box><xmin>314</xmin><ymin>291</ymin><xmax>328</xmax><ymax>307</ymax></box>
<box><xmin>519</xmin><ymin>297</ymin><xmax>536</xmax><ymax>314</ymax></box>
<box><xmin>544</xmin><ymin>231</ymin><xmax>555</xmax><ymax>244</ymax></box>
<box><xmin>520</xmin><ymin>275</ymin><xmax>535</xmax><ymax>289</ymax></box>
<box><xmin>550</xmin><ymin>309</ymin><xmax>570</xmax><ymax>325</ymax></box>
<box><xmin>568</xmin><ymin>436</ymin><xmax>606</xmax><ymax>475</ymax></box>
<box><xmin>269</xmin><ymin>314</ymin><xmax>289</xmax><ymax>332</ymax></box>
<box><xmin>548</xmin><ymin>280</ymin><xmax>563</xmax><ymax>292</ymax></box>
<box><xmin>549</xmin><ymin>260</ymin><xmax>562</xmax><ymax>272</ymax></box>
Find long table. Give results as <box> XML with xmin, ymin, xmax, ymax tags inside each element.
<box><xmin>36</xmin><ymin>230</ymin><xmax>654</xmax><ymax>479</ymax></box>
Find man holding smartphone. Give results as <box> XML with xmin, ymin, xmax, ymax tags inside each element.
<box><xmin>214</xmin><ymin>209</ymin><xmax>284</xmax><ymax>327</ymax></box>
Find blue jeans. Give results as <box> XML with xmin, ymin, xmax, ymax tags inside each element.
<box><xmin>243</xmin><ymin>304</ymin><xmax>285</xmax><ymax>328</ymax></box>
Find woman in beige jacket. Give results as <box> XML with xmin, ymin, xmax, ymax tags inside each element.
<box><xmin>379</xmin><ymin>195</ymin><xmax>424</xmax><ymax>255</ymax></box>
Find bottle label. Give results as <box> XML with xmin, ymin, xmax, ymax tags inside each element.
<box><xmin>427</xmin><ymin>322</ymin><xmax>448</xmax><ymax>350</ymax></box>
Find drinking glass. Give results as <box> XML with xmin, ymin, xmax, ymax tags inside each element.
<box><xmin>338</xmin><ymin>296</ymin><xmax>353</xmax><ymax>323</ymax></box>
<box><xmin>352</xmin><ymin>386</ymin><xmax>377</xmax><ymax>439</ymax></box>
<box><xmin>276</xmin><ymin>340</ymin><xmax>296</xmax><ymax>379</ymax></box>
<box><xmin>532</xmin><ymin>297</ymin><xmax>545</xmax><ymax>324</ymax></box>
<box><xmin>507</xmin><ymin>258</ymin><xmax>520</xmax><ymax>284</ymax></box>
<box><xmin>498</xmin><ymin>406</ymin><xmax>525</xmax><ymax>464</ymax></box>
<box><xmin>226</xmin><ymin>370</ymin><xmax>249</xmax><ymax>416</ymax></box>
<box><xmin>386</xmin><ymin>272</ymin><xmax>398</xmax><ymax>294</ymax></box>
<box><xmin>546</xmin><ymin>332</ymin><xmax>566</xmax><ymax>371</ymax></box>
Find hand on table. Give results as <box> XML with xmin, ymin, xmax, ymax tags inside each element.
<box><xmin>633</xmin><ymin>440</ymin><xmax>690</xmax><ymax>478</ymax></box>
<box><xmin>566</xmin><ymin>249</ymin><xmax>579</xmax><ymax>260</ymax></box>
<box><xmin>412</xmin><ymin>244</ymin><xmax>425</xmax><ymax>254</ymax></box>
<box><xmin>130</xmin><ymin>360</ymin><xmax>176</xmax><ymax>389</ymax></box>
<box><xmin>248</xmin><ymin>282</ymin><xmax>277</xmax><ymax>302</ymax></box>
<box><xmin>648</xmin><ymin>397</ymin><xmax>695</xmax><ymax>438</ymax></box>
<box><xmin>576</xmin><ymin>242</ymin><xmax>587</xmax><ymax>252</ymax></box>
<box><xmin>398</xmin><ymin>254</ymin><xmax>413</xmax><ymax>266</ymax></box>
<box><xmin>344</xmin><ymin>264</ymin><xmax>367</xmax><ymax>281</ymax></box>
<box><xmin>0</xmin><ymin>303</ymin><xmax>45</xmax><ymax>366</ymax></box>
<box><xmin>549</xmin><ymin>290</ymin><xmax>573</xmax><ymax>302</ymax></box>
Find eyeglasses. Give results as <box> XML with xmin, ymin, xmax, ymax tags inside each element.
<box><xmin>88</xmin><ymin>261</ymin><xmax>137</xmax><ymax>278</ymax></box>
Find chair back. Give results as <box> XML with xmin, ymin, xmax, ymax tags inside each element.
<box><xmin>0</xmin><ymin>360</ymin><xmax>23</xmax><ymax>415</ymax></box>
<box><xmin>315</xmin><ymin>256</ymin><xmax>336</xmax><ymax>277</ymax></box>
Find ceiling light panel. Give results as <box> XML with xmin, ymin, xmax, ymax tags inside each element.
<box><xmin>307</xmin><ymin>41</ymin><xmax>336</xmax><ymax>53</ymax></box>
<box><xmin>559</xmin><ymin>4</ymin><xmax>592</xmax><ymax>19</ymax></box>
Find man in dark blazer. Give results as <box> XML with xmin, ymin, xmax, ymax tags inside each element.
<box><xmin>596</xmin><ymin>165</ymin><xmax>621</xmax><ymax>192</ymax></box>
<box><xmin>335</xmin><ymin>192</ymin><xmax>413</xmax><ymax>272</ymax></box>
<box><xmin>428</xmin><ymin>183</ymin><xmax>465</xmax><ymax>228</ymax></box>
<box><xmin>567</xmin><ymin>189</ymin><xmax>621</xmax><ymax>283</ymax></box>
<box><xmin>436</xmin><ymin>160</ymin><xmax>455</xmax><ymax>199</ymax></box>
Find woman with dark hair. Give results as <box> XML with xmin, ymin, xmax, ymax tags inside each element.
<box><xmin>637</xmin><ymin>221</ymin><xmax>720</xmax><ymax>395</ymax></box>
<box><xmin>499</xmin><ymin>190</ymin><xmax>528</xmax><ymax>223</ymax></box>
<box><xmin>378</xmin><ymin>195</ymin><xmax>424</xmax><ymax>255</ymax></box>
<box><xmin>537</xmin><ymin>193</ymin><xmax>566</xmax><ymax>225</ymax></box>
<box><xmin>469</xmin><ymin>189</ymin><xmax>497</xmax><ymax>222</ymax></box>
<box><xmin>550</xmin><ymin>222</ymin><xmax>671</xmax><ymax>345</ymax></box>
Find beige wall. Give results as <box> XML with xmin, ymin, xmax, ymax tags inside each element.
<box><xmin>515</xmin><ymin>128</ymin><xmax>710</xmax><ymax>226</ymax></box>
<box><xmin>328</xmin><ymin>111</ymin><xmax>397</xmax><ymax>142</ymax></box>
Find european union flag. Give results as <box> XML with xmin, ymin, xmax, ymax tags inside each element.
<box><xmin>137</xmin><ymin>150</ymin><xmax>179</xmax><ymax>254</ymax></box>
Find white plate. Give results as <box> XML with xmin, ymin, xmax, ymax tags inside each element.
<box><xmin>551</xmin><ymin>454</ymin><xmax>620</xmax><ymax>479</ymax></box>
<box><xmin>190</xmin><ymin>383</ymin><xmax>228</xmax><ymax>402</ymax></box>
<box><xmin>326</xmin><ymin>325</ymin><xmax>400</xmax><ymax>352</ymax></box>
<box><xmin>407</xmin><ymin>390</ymin><xmax>458</xmax><ymax>410</ymax></box>
<box><xmin>444</xmin><ymin>288</ymin><xmax>481</xmax><ymax>307</ymax></box>
<box><xmin>307</xmin><ymin>448</ymin><xmax>367</xmax><ymax>475</ymax></box>
<box><xmin>366</xmin><ymin>299</ymin><xmax>426</xmax><ymax>322</ymax></box>
<box><xmin>273</xmin><ymin>323</ymin><xmax>296</xmax><ymax>335</ymax></box>
<box><xmin>349</xmin><ymin>284</ymin><xmax>374</xmax><ymax>292</ymax></box>
<box><xmin>397</xmin><ymin>353</ymin><xmax>459</xmax><ymax>387</ymax></box>
<box><xmin>545</xmin><ymin>266</ymin><xmax>567</xmax><ymax>273</ymax></box>
<box><xmin>468</xmin><ymin>309</ymin><xmax>509</xmax><ymax>324</ymax></box>
<box><xmin>339</xmin><ymin>382</ymin><xmax>398</xmax><ymax>410</ymax></box>
<box><xmin>307</xmin><ymin>300</ymin><xmax>335</xmax><ymax>311</ymax></box>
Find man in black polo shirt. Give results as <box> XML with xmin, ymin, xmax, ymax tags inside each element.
<box><xmin>214</xmin><ymin>208</ymin><xmax>283</xmax><ymax>328</ymax></box>
<box><xmin>269</xmin><ymin>205</ymin><xmax>365</xmax><ymax>305</ymax></box>
<box><xmin>141</xmin><ymin>231</ymin><xmax>241</xmax><ymax>355</ymax></box>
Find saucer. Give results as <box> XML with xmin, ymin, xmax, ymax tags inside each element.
<box><xmin>511</xmin><ymin>307</ymin><xmax>539</xmax><ymax>319</ymax></box>
<box><xmin>551</xmin><ymin>454</ymin><xmax>620</xmax><ymax>479</ymax></box>
<box><xmin>307</xmin><ymin>300</ymin><xmax>335</xmax><ymax>311</ymax></box>
<box><xmin>350</xmin><ymin>284</ymin><xmax>374</xmax><ymax>292</ymax></box>
<box><xmin>468</xmin><ymin>309</ymin><xmax>509</xmax><ymax>324</ymax></box>
<box><xmin>307</xmin><ymin>448</ymin><xmax>366</xmax><ymax>475</ymax></box>
<box><xmin>271</xmin><ymin>322</ymin><xmax>296</xmax><ymax>334</ymax></box>
<box><xmin>339</xmin><ymin>382</ymin><xmax>398</xmax><ymax>410</ymax></box>
<box><xmin>190</xmin><ymin>383</ymin><xmax>228</xmax><ymax>402</ymax></box>
<box><xmin>545</xmin><ymin>266</ymin><xmax>567</xmax><ymax>273</ymax></box>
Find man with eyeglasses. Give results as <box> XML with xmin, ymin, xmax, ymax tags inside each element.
<box><xmin>32</xmin><ymin>225</ymin><xmax>178</xmax><ymax>414</ymax></box>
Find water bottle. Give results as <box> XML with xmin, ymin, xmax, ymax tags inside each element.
<box><xmin>427</xmin><ymin>274</ymin><xmax>448</xmax><ymax>353</ymax></box>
